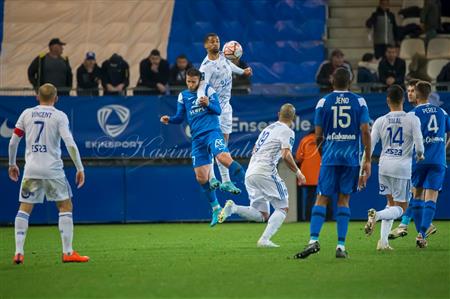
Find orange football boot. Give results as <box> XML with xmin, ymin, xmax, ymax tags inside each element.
<box><xmin>13</xmin><ymin>253</ymin><xmax>24</xmax><ymax>264</ymax></box>
<box><xmin>62</xmin><ymin>251</ymin><xmax>90</xmax><ymax>263</ymax></box>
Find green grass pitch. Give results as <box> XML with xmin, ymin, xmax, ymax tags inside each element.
<box><xmin>0</xmin><ymin>221</ymin><xmax>449</xmax><ymax>298</ymax></box>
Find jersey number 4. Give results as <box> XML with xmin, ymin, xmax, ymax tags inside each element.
<box><xmin>427</xmin><ymin>115</ymin><xmax>439</xmax><ymax>133</ymax></box>
<box><xmin>331</xmin><ymin>106</ymin><xmax>351</xmax><ymax>128</ymax></box>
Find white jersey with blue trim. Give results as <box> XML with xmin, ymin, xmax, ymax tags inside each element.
<box><xmin>15</xmin><ymin>105</ymin><xmax>72</xmax><ymax>179</ymax></box>
<box><xmin>199</xmin><ymin>53</ymin><xmax>244</xmax><ymax>108</ymax></box>
<box><xmin>371</xmin><ymin>111</ymin><xmax>424</xmax><ymax>179</ymax></box>
<box><xmin>246</xmin><ymin>121</ymin><xmax>295</xmax><ymax>178</ymax></box>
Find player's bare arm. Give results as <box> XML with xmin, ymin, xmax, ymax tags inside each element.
<box><xmin>281</xmin><ymin>148</ymin><xmax>306</xmax><ymax>185</ymax></box>
<box><xmin>8</xmin><ymin>130</ymin><xmax>22</xmax><ymax>182</ymax></box>
<box><xmin>359</xmin><ymin>123</ymin><xmax>372</xmax><ymax>188</ymax></box>
<box><xmin>315</xmin><ymin>126</ymin><xmax>324</xmax><ymax>155</ymax></box>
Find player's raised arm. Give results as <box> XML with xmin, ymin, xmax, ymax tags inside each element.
<box><xmin>162</xmin><ymin>93</ymin><xmax>186</xmax><ymax>125</ymax></box>
<box><xmin>199</xmin><ymin>86</ymin><xmax>221</xmax><ymax>115</ymax></box>
<box><xmin>59</xmin><ymin>114</ymin><xmax>85</xmax><ymax>188</ymax></box>
<box><xmin>370</xmin><ymin>118</ymin><xmax>381</xmax><ymax>155</ymax></box>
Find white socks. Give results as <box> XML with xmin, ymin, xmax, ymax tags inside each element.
<box><xmin>380</xmin><ymin>219</ymin><xmax>394</xmax><ymax>245</ymax></box>
<box><xmin>59</xmin><ymin>212</ymin><xmax>74</xmax><ymax>254</ymax></box>
<box><xmin>261</xmin><ymin>209</ymin><xmax>286</xmax><ymax>241</ymax></box>
<box><xmin>209</xmin><ymin>162</ymin><xmax>216</xmax><ymax>181</ymax></box>
<box><xmin>375</xmin><ymin>206</ymin><xmax>403</xmax><ymax>221</ymax></box>
<box><xmin>216</xmin><ymin>158</ymin><xmax>231</xmax><ymax>183</ymax></box>
<box><xmin>15</xmin><ymin>211</ymin><xmax>29</xmax><ymax>255</ymax></box>
<box><xmin>234</xmin><ymin>205</ymin><xmax>265</xmax><ymax>222</ymax></box>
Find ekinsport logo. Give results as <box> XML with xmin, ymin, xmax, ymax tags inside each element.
<box><xmin>85</xmin><ymin>105</ymin><xmax>143</xmax><ymax>153</ymax></box>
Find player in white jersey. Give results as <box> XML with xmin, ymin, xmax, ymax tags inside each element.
<box><xmin>364</xmin><ymin>85</ymin><xmax>424</xmax><ymax>250</ymax></box>
<box><xmin>8</xmin><ymin>84</ymin><xmax>89</xmax><ymax>264</ymax></box>
<box><xmin>218</xmin><ymin>104</ymin><xmax>306</xmax><ymax>248</ymax></box>
<box><xmin>198</xmin><ymin>33</ymin><xmax>252</xmax><ymax>195</ymax></box>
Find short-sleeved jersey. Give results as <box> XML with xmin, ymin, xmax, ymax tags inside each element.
<box><xmin>412</xmin><ymin>103</ymin><xmax>450</xmax><ymax>167</ymax></box>
<box><xmin>199</xmin><ymin>53</ymin><xmax>242</xmax><ymax>107</ymax></box>
<box><xmin>170</xmin><ymin>85</ymin><xmax>221</xmax><ymax>139</ymax></box>
<box><xmin>371</xmin><ymin>111</ymin><xmax>424</xmax><ymax>179</ymax></box>
<box><xmin>15</xmin><ymin>105</ymin><xmax>72</xmax><ymax>179</ymax></box>
<box><xmin>246</xmin><ymin>121</ymin><xmax>295</xmax><ymax>177</ymax></box>
<box><xmin>314</xmin><ymin>91</ymin><xmax>370</xmax><ymax>166</ymax></box>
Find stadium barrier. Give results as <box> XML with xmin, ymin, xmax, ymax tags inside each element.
<box><xmin>0</xmin><ymin>94</ymin><xmax>449</xmax><ymax>224</ymax></box>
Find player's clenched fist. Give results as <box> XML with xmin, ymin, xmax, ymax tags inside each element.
<box><xmin>160</xmin><ymin>115</ymin><xmax>170</xmax><ymax>125</ymax></box>
<box><xmin>76</xmin><ymin>171</ymin><xmax>85</xmax><ymax>189</ymax></box>
<box><xmin>198</xmin><ymin>96</ymin><xmax>209</xmax><ymax>107</ymax></box>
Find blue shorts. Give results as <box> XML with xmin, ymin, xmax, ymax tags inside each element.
<box><xmin>191</xmin><ymin>130</ymin><xmax>229</xmax><ymax>168</ymax></box>
<box><xmin>317</xmin><ymin>165</ymin><xmax>360</xmax><ymax>197</ymax></box>
<box><xmin>412</xmin><ymin>164</ymin><xmax>446</xmax><ymax>191</ymax></box>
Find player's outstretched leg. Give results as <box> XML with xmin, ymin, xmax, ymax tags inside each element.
<box><xmin>216</xmin><ymin>152</ymin><xmax>246</xmax><ymax>195</ymax></box>
<box><xmin>57</xmin><ymin>200</ymin><xmax>89</xmax><ymax>263</ymax></box>
<box><xmin>258</xmin><ymin>208</ymin><xmax>287</xmax><ymax>248</ymax></box>
<box><xmin>389</xmin><ymin>206</ymin><xmax>412</xmax><ymax>239</ymax></box>
<box><xmin>365</xmin><ymin>203</ymin><xmax>403</xmax><ymax>249</ymax></box>
<box><xmin>13</xmin><ymin>207</ymin><xmax>31</xmax><ymax>265</ymax></box>
<box><xmin>219</xmin><ymin>200</ymin><xmax>265</xmax><ymax>224</ymax></box>
<box><xmin>200</xmin><ymin>181</ymin><xmax>222</xmax><ymax>227</ymax></box>
<box><xmin>208</xmin><ymin>160</ymin><xmax>221</xmax><ymax>190</ymax></box>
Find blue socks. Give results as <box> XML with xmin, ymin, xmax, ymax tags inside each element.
<box><xmin>228</xmin><ymin>161</ymin><xmax>245</xmax><ymax>184</ymax></box>
<box><xmin>400</xmin><ymin>205</ymin><xmax>413</xmax><ymax>226</ymax></box>
<box><xmin>411</xmin><ymin>199</ymin><xmax>425</xmax><ymax>233</ymax></box>
<box><xmin>310</xmin><ymin>205</ymin><xmax>326</xmax><ymax>241</ymax></box>
<box><xmin>336</xmin><ymin>206</ymin><xmax>351</xmax><ymax>246</ymax></box>
<box><xmin>200</xmin><ymin>182</ymin><xmax>219</xmax><ymax>210</ymax></box>
<box><xmin>420</xmin><ymin>201</ymin><xmax>436</xmax><ymax>238</ymax></box>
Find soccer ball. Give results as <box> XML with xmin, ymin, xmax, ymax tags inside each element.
<box><xmin>223</xmin><ymin>41</ymin><xmax>243</xmax><ymax>60</ymax></box>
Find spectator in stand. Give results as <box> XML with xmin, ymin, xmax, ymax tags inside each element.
<box><xmin>76</xmin><ymin>52</ymin><xmax>102</xmax><ymax>96</ymax></box>
<box><xmin>28</xmin><ymin>38</ymin><xmax>73</xmax><ymax>96</ymax></box>
<box><xmin>231</xmin><ymin>57</ymin><xmax>251</xmax><ymax>95</ymax></box>
<box><xmin>378</xmin><ymin>45</ymin><xmax>406</xmax><ymax>89</ymax></box>
<box><xmin>315</xmin><ymin>49</ymin><xmax>353</xmax><ymax>93</ymax></box>
<box><xmin>357</xmin><ymin>53</ymin><xmax>378</xmax><ymax>85</ymax></box>
<box><xmin>421</xmin><ymin>0</ymin><xmax>442</xmax><ymax>43</ymax></box>
<box><xmin>436</xmin><ymin>61</ymin><xmax>450</xmax><ymax>91</ymax></box>
<box><xmin>406</xmin><ymin>53</ymin><xmax>432</xmax><ymax>82</ymax></box>
<box><xmin>169</xmin><ymin>54</ymin><xmax>192</xmax><ymax>89</ymax></box>
<box><xmin>136</xmin><ymin>49</ymin><xmax>170</xmax><ymax>95</ymax></box>
<box><xmin>101</xmin><ymin>53</ymin><xmax>129</xmax><ymax>96</ymax></box>
<box><xmin>366</xmin><ymin>0</ymin><xmax>399</xmax><ymax>59</ymax></box>
<box><xmin>295</xmin><ymin>130</ymin><xmax>332</xmax><ymax>221</ymax></box>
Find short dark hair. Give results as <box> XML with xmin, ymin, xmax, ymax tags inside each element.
<box><xmin>387</xmin><ymin>84</ymin><xmax>404</xmax><ymax>105</ymax></box>
<box><xmin>150</xmin><ymin>49</ymin><xmax>160</xmax><ymax>57</ymax></box>
<box><xmin>362</xmin><ymin>53</ymin><xmax>374</xmax><ymax>62</ymax></box>
<box><xmin>415</xmin><ymin>81</ymin><xmax>432</xmax><ymax>100</ymax></box>
<box><xmin>204</xmin><ymin>33</ymin><xmax>218</xmax><ymax>44</ymax></box>
<box><xmin>186</xmin><ymin>68</ymin><xmax>202</xmax><ymax>78</ymax></box>
<box><xmin>176</xmin><ymin>54</ymin><xmax>188</xmax><ymax>60</ymax></box>
<box><xmin>386</xmin><ymin>44</ymin><xmax>396</xmax><ymax>51</ymax></box>
<box><xmin>333</xmin><ymin>67</ymin><xmax>351</xmax><ymax>89</ymax></box>
<box><xmin>407</xmin><ymin>78</ymin><xmax>420</xmax><ymax>87</ymax></box>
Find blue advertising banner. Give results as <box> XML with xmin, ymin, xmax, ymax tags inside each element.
<box><xmin>0</xmin><ymin>93</ymin><xmax>449</xmax><ymax>158</ymax></box>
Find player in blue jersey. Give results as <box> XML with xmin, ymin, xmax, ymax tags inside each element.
<box><xmin>294</xmin><ymin>68</ymin><xmax>372</xmax><ymax>259</ymax></box>
<box><xmin>408</xmin><ymin>81</ymin><xmax>450</xmax><ymax>248</ymax></box>
<box><xmin>389</xmin><ymin>79</ymin><xmax>437</xmax><ymax>239</ymax></box>
<box><xmin>160</xmin><ymin>68</ymin><xmax>246</xmax><ymax>227</ymax></box>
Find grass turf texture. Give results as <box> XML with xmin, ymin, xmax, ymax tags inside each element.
<box><xmin>0</xmin><ymin>222</ymin><xmax>449</xmax><ymax>299</ymax></box>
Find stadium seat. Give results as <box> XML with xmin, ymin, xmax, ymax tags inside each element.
<box><xmin>402</xmin><ymin>0</ymin><xmax>424</xmax><ymax>8</ymax></box>
<box><xmin>247</xmin><ymin>62</ymin><xmax>279</xmax><ymax>83</ymax></box>
<box><xmin>402</xmin><ymin>18</ymin><xmax>420</xmax><ymax>26</ymax></box>
<box><xmin>247</xmin><ymin>21</ymin><xmax>277</xmax><ymax>42</ymax></box>
<box><xmin>427</xmin><ymin>38</ymin><xmax>450</xmax><ymax>59</ymax></box>
<box><xmin>217</xmin><ymin>21</ymin><xmax>245</xmax><ymax>43</ymax></box>
<box><xmin>427</xmin><ymin>59</ymin><xmax>449</xmax><ymax>81</ymax></box>
<box><xmin>300</xmin><ymin>19</ymin><xmax>325</xmax><ymax>41</ymax></box>
<box><xmin>191</xmin><ymin>22</ymin><xmax>216</xmax><ymax>43</ymax></box>
<box><xmin>399</xmin><ymin>39</ymin><xmax>425</xmax><ymax>60</ymax></box>
<box><xmin>189</xmin><ymin>1</ymin><xmax>218</xmax><ymax>22</ymax></box>
<box><xmin>271</xmin><ymin>62</ymin><xmax>301</xmax><ymax>83</ymax></box>
<box><xmin>275</xmin><ymin>20</ymin><xmax>303</xmax><ymax>41</ymax></box>
<box><xmin>245</xmin><ymin>41</ymin><xmax>280</xmax><ymax>64</ymax></box>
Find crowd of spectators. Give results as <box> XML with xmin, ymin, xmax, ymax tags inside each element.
<box><xmin>27</xmin><ymin>38</ymin><xmax>251</xmax><ymax>96</ymax></box>
<box><xmin>316</xmin><ymin>0</ymin><xmax>450</xmax><ymax>93</ymax></box>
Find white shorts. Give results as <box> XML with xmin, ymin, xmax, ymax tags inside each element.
<box><xmin>379</xmin><ymin>174</ymin><xmax>411</xmax><ymax>202</ymax></box>
<box><xmin>219</xmin><ymin>103</ymin><xmax>233</xmax><ymax>135</ymax></box>
<box><xmin>19</xmin><ymin>177</ymin><xmax>73</xmax><ymax>204</ymax></box>
<box><xmin>245</xmin><ymin>174</ymin><xmax>289</xmax><ymax>213</ymax></box>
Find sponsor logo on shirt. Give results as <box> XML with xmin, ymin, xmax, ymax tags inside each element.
<box><xmin>326</xmin><ymin>132</ymin><xmax>356</xmax><ymax>141</ymax></box>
